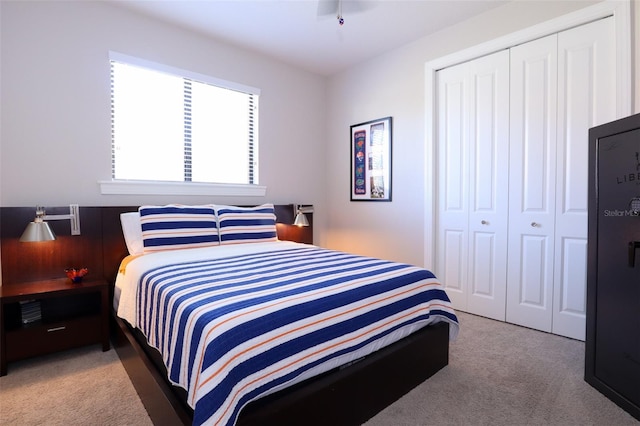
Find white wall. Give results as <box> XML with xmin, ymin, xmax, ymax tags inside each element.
<box><xmin>0</xmin><ymin>1</ymin><xmax>327</xmax><ymax>221</ymax></box>
<box><xmin>324</xmin><ymin>0</ymin><xmax>638</xmax><ymax>268</ymax></box>
<box><xmin>1</xmin><ymin>0</ymin><xmax>638</xmax><ymax>278</ymax></box>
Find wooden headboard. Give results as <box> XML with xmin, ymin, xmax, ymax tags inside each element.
<box><xmin>0</xmin><ymin>205</ymin><xmax>312</xmax><ymax>285</ymax></box>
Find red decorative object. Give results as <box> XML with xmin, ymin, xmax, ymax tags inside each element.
<box><xmin>65</xmin><ymin>267</ymin><xmax>88</xmax><ymax>283</ymax></box>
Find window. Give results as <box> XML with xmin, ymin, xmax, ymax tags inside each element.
<box><xmin>109</xmin><ymin>52</ymin><xmax>259</xmax><ymax>187</ymax></box>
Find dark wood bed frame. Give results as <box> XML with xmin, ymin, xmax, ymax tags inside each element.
<box><xmin>1</xmin><ymin>205</ymin><xmax>451</xmax><ymax>425</ymax></box>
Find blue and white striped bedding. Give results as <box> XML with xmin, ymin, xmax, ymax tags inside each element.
<box><xmin>139</xmin><ymin>205</ymin><xmax>219</xmax><ymax>252</ymax></box>
<box><xmin>215</xmin><ymin>204</ymin><xmax>278</xmax><ymax>245</ymax></box>
<box><xmin>115</xmin><ymin>241</ymin><xmax>458</xmax><ymax>426</ymax></box>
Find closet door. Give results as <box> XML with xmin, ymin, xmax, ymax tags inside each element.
<box><xmin>436</xmin><ymin>62</ymin><xmax>469</xmax><ymax>311</ymax></box>
<box><xmin>508</xmin><ymin>17</ymin><xmax>616</xmax><ymax>339</ymax></box>
<box><xmin>436</xmin><ymin>50</ymin><xmax>509</xmax><ymax>320</ymax></box>
<box><xmin>552</xmin><ymin>17</ymin><xmax>616</xmax><ymax>340</ymax></box>
<box><xmin>466</xmin><ymin>52</ymin><xmax>509</xmax><ymax>320</ymax></box>
<box><xmin>507</xmin><ymin>34</ymin><xmax>558</xmax><ymax>332</ymax></box>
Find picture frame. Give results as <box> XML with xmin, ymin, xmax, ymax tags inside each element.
<box><xmin>350</xmin><ymin>116</ymin><xmax>392</xmax><ymax>201</ymax></box>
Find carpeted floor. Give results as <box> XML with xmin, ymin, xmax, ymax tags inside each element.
<box><xmin>1</xmin><ymin>312</ymin><xmax>637</xmax><ymax>425</ymax></box>
<box><xmin>365</xmin><ymin>312</ymin><xmax>639</xmax><ymax>426</ymax></box>
<box><xmin>0</xmin><ymin>344</ymin><xmax>153</xmax><ymax>426</ymax></box>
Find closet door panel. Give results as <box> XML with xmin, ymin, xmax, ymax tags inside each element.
<box><xmin>507</xmin><ymin>34</ymin><xmax>557</xmax><ymax>332</ymax></box>
<box><xmin>557</xmin><ymin>237</ymin><xmax>588</xmax><ymax>312</ymax></box>
<box><xmin>470</xmin><ymin>232</ymin><xmax>497</xmax><ymax>296</ymax></box>
<box><xmin>467</xmin><ymin>50</ymin><xmax>509</xmax><ymax>320</ymax></box>
<box><xmin>442</xmin><ymin>230</ymin><xmax>466</xmax><ymax>303</ymax></box>
<box><xmin>436</xmin><ymin>63</ymin><xmax>469</xmax><ymax>310</ymax></box>
<box><xmin>519</xmin><ymin>235</ymin><xmax>552</xmax><ymax>308</ymax></box>
<box><xmin>553</xmin><ymin>17</ymin><xmax>616</xmax><ymax>340</ymax></box>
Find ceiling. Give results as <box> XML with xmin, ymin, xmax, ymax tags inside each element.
<box><xmin>113</xmin><ymin>0</ymin><xmax>509</xmax><ymax>76</ymax></box>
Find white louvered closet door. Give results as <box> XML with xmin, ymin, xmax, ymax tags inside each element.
<box><xmin>436</xmin><ymin>50</ymin><xmax>509</xmax><ymax>321</ymax></box>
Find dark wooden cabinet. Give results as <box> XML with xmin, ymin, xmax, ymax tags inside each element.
<box><xmin>586</xmin><ymin>113</ymin><xmax>640</xmax><ymax>421</ymax></box>
<box><xmin>0</xmin><ymin>278</ymin><xmax>110</xmax><ymax>376</ymax></box>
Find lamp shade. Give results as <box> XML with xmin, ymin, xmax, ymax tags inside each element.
<box><xmin>294</xmin><ymin>211</ymin><xmax>309</xmax><ymax>227</ymax></box>
<box><xmin>20</xmin><ymin>221</ymin><xmax>56</xmax><ymax>242</ymax></box>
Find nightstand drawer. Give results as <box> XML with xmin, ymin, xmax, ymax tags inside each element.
<box><xmin>5</xmin><ymin>315</ymin><xmax>102</xmax><ymax>362</ymax></box>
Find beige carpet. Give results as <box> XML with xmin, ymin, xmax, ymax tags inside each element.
<box><xmin>0</xmin><ymin>344</ymin><xmax>152</xmax><ymax>426</ymax></box>
<box><xmin>366</xmin><ymin>312</ymin><xmax>639</xmax><ymax>426</ymax></box>
<box><xmin>1</xmin><ymin>313</ymin><xmax>637</xmax><ymax>425</ymax></box>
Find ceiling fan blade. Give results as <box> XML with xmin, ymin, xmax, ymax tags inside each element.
<box><xmin>347</xmin><ymin>1</ymin><xmax>377</xmax><ymax>14</ymax></box>
<box><xmin>317</xmin><ymin>0</ymin><xmax>378</xmax><ymax>18</ymax></box>
<box><xmin>317</xmin><ymin>0</ymin><xmax>339</xmax><ymax>17</ymax></box>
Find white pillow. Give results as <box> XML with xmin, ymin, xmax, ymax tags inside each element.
<box><xmin>120</xmin><ymin>212</ymin><xmax>144</xmax><ymax>255</ymax></box>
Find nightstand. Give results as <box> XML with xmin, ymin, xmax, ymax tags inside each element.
<box><xmin>0</xmin><ymin>278</ymin><xmax>110</xmax><ymax>376</ymax></box>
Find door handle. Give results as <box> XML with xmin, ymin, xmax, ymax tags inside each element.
<box><xmin>629</xmin><ymin>241</ymin><xmax>640</xmax><ymax>267</ymax></box>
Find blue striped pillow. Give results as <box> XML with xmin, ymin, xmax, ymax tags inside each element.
<box><xmin>215</xmin><ymin>204</ymin><xmax>278</xmax><ymax>245</ymax></box>
<box><xmin>139</xmin><ymin>205</ymin><xmax>219</xmax><ymax>252</ymax></box>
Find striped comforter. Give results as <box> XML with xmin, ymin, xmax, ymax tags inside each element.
<box><xmin>127</xmin><ymin>242</ymin><xmax>458</xmax><ymax>425</ymax></box>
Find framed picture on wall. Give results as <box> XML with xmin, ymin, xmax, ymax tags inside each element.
<box><xmin>350</xmin><ymin>116</ymin><xmax>392</xmax><ymax>201</ymax></box>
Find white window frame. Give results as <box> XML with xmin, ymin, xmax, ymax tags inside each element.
<box><xmin>100</xmin><ymin>51</ymin><xmax>266</xmax><ymax>197</ymax></box>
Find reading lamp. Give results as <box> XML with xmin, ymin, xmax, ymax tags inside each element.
<box><xmin>20</xmin><ymin>204</ymin><xmax>81</xmax><ymax>242</ymax></box>
<box><xmin>293</xmin><ymin>204</ymin><xmax>314</xmax><ymax>227</ymax></box>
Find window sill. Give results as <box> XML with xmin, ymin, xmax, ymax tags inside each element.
<box><xmin>99</xmin><ymin>180</ymin><xmax>267</xmax><ymax>197</ymax></box>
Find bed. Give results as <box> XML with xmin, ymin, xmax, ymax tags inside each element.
<box><xmin>111</xmin><ymin>204</ymin><xmax>459</xmax><ymax>425</ymax></box>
